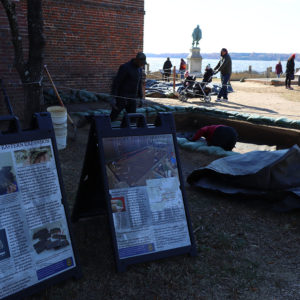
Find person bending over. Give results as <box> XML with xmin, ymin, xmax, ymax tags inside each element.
<box><xmin>188</xmin><ymin>124</ymin><xmax>238</xmax><ymax>151</ymax></box>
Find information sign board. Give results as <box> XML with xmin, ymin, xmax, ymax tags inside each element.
<box><xmin>72</xmin><ymin>113</ymin><xmax>196</xmax><ymax>271</ymax></box>
<box><xmin>0</xmin><ymin>113</ymin><xmax>81</xmax><ymax>300</ymax></box>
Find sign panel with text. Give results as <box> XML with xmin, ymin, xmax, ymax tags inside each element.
<box><xmin>72</xmin><ymin>113</ymin><xmax>196</xmax><ymax>272</ymax></box>
<box><xmin>0</xmin><ymin>114</ymin><xmax>80</xmax><ymax>300</ymax></box>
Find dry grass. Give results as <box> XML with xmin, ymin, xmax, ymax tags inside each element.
<box><xmin>26</xmin><ymin>99</ymin><xmax>300</xmax><ymax>300</ymax></box>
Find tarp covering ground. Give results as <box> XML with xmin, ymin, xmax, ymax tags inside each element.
<box><xmin>187</xmin><ymin>144</ymin><xmax>300</xmax><ymax>211</ymax></box>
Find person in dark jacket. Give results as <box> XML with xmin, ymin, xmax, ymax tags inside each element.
<box><xmin>110</xmin><ymin>52</ymin><xmax>146</xmax><ymax>121</ymax></box>
<box><xmin>188</xmin><ymin>124</ymin><xmax>238</xmax><ymax>151</ymax></box>
<box><xmin>202</xmin><ymin>64</ymin><xmax>213</xmax><ymax>83</ymax></box>
<box><xmin>285</xmin><ymin>54</ymin><xmax>295</xmax><ymax>90</ymax></box>
<box><xmin>193</xmin><ymin>64</ymin><xmax>214</xmax><ymax>96</ymax></box>
<box><xmin>213</xmin><ymin>48</ymin><xmax>232</xmax><ymax>102</ymax></box>
<box><xmin>163</xmin><ymin>57</ymin><xmax>172</xmax><ymax>82</ymax></box>
<box><xmin>275</xmin><ymin>60</ymin><xmax>283</xmax><ymax>78</ymax></box>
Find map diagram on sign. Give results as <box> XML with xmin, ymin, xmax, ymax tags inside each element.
<box><xmin>104</xmin><ymin>135</ymin><xmax>179</xmax><ymax>189</ymax></box>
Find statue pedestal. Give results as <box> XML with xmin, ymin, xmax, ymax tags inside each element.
<box><xmin>187</xmin><ymin>47</ymin><xmax>202</xmax><ymax>77</ymax></box>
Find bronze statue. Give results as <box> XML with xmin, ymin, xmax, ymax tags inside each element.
<box><xmin>192</xmin><ymin>25</ymin><xmax>202</xmax><ymax>47</ymax></box>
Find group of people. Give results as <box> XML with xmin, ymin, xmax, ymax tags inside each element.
<box><xmin>162</xmin><ymin>57</ymin><xmax>187</xmax><ymax>81</ymax></box>
<box><xmin>163</xmin><ymin>48</ymin><xmax>232</xmax><ymax>102</ymax></box>
<box><xmin>109</xmin><ymin>49</ymin><xmax>297</xmax><ymax>125</ymax></box>
<box><xmin>109</xmin><ymin>48</ymin><xmax>233</xmax><ymax>121</ymax></box>
<box><xmin>275</xmin><ymin>54</ymin><xmax>296</xmax><ymax>90</ymax></box>
<box><xmin>108</xmin><ymin>50</ymin><xmax>238</xmax><ymax>152</ymax></box>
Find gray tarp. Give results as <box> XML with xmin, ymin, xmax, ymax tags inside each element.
<box><xmin>187</xmin><ymin>144</ymin><xmax>300</xmax><ymax>211</ymax></box>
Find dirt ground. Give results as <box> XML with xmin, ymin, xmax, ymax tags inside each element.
<box><xmin>148</xmin><ymin>80</ymin><xmax>300</xmax><ymax>120</ymax></box>
<box><xmin>27</xmin><ymin>80</ymin><xmax>300</xmax><ymax>300</ymax></box>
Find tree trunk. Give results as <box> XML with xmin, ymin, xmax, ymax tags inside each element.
<box><xmin>1</xmin><ymin>0</ymin><xmax>45</xmax><ymax>127</ymax></box>
<box><xmin>23</xmin><ymin>84</ymin><xmax>44</xmax><ymax>126</ymax></box>
<box><xmin>24</xmin><ymin>0</ymin><xmax>45</xmax><ymax>126</ymax></box>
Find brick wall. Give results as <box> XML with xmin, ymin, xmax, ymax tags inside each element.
<box><xmin>0</xmin><ymin>0</ymin><xmax>144</xmax><ymax>117</ymax></box>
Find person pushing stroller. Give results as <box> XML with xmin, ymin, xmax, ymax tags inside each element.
<box><xmin>213</xmin><ymin>48</ymin><xmax>232</xmax><ymax>102</ymax></box>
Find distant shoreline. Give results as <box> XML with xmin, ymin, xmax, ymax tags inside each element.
<box><xmin>146</xmin><ymin>52</ymin><xmax>299</xmax><ymax>61</ymax></box>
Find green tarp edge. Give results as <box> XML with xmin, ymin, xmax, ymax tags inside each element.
<box><xmin>71</xmin><ymin>104</ymin><xmax>300</xmax><ymax>130</ymax></box>
<box><xmin>176</xmin><ymin>137</ymin><xmax>238</xmax><ymax>157</ymax></box>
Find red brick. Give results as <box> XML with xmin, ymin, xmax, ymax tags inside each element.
<box><xmin>0</xmin><ymin>0</ymin><xmax>145</xmax><ymax>118</ymax></box>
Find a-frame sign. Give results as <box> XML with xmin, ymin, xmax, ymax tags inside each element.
<box><xmin>72</xmin><ymin>113</ymin><xmax>197</xmax><ymax>272</ymax></box>
<box><xmin>0</xmin><ymin>113</ymin><xmax>81</xmax><ymax>299</ymax></box>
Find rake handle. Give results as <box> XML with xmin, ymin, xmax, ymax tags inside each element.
<box><xmin>44</xmin><ymin>65</ymin><xmax>74</xmax><ymax>126</ymax></box>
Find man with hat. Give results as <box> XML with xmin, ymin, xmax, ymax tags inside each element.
<box><xmin>110</xmin><ymin>52</ymin><xmax>147</xmax><ymax>121</ymax></box>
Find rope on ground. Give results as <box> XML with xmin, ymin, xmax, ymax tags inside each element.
<box><xmin>42</xmin><ymin>83</ymin><xmax>300</xmax><ymax>121</ymax></box>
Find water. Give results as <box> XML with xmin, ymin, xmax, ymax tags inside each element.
<box><xmin>147</xmin><ymin>57</ymin><xmax>300</xmax><ymax>73</ymax></box>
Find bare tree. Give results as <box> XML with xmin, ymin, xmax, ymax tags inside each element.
<box><xmin>1</xmin><ymin>0</ymin><xmax>45</xmax><ymax>125</ymax></box>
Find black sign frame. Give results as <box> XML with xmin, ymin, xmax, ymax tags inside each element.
<box><xmin>72</xmin><ymin>113</ymin><xmax>197</xmax><ymax>272</ymax></box>
<box><xmin>0</xmin><ymin>113</ymin><xmax>81</xmax><ymax>300</ymax></box>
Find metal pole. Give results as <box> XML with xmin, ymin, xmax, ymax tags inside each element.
<box><xmin>173</xmin><ymin>66</ymin><xmax>176</xmax><ymax>93</ymax></box>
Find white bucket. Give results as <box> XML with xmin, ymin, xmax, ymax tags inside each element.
<box><xmin>53</xmin><ymin>123</ymin><xmax>68</xmax><ymax>137</ymax></box>
<box><xmin>55</xmin><ymin>134</ymin><xmax>67</xmax><ymax>150</ymax></box>
<box><xmin>47</xmin><ymin>106</ymin><xmax>68</xmax><ymax>150</ymax></box>
<box><xmin>47</xmin><ymin>106</ymin><xmax>67</xmax><ymax>124</ymax></box>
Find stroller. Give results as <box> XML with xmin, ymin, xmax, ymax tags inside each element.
<box><xmin>178</xmin><ymin>68</ymin><xmax>213</xmax><ymax>103</ymax></box>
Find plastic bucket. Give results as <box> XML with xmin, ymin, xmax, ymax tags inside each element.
<box><xmin>47</xmin><ymin>106</ymin><xmax>67</xmax><ymax>124</ymax></box>
<box><xmin>53</xmin><ymin>123</ymin><xmax>67</xmax><ymax>150</ymax></box>
<box><xmin>55</xmin><ymin>135</ymin><xmax>67</xmax><ymax>150</ymax></box>
<box><xmin>53</xmin><ymin>123</ymin><xmax>67</xmax><ymax>137</ymax></box>
<box><xmin>47</xmin><ymin>106</ymin><xmax>68</xmax><ymax>150</ymax></box>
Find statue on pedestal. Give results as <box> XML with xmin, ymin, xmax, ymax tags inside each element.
<box><xmin>192</xmin><ymin>25</ymin><xmax>202</xmax><ymax>48</ymax></box>
<box><xmin>188</xmin><ymin>25</ymin><xmax>203</xmax><ymax>76</ymax></box>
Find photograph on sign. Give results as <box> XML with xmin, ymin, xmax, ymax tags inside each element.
<box><xmin>0</xmin><ymin>151</ymin><xmax>17</xmax><ymax>196</ymax></box>
<box><xmin>103</xmin><ymin>134</ymin><xmax>191</xmax><ymax>260</ymax></box>
<box><xmin>0</xmin><ymin>139</ymin><xmax>76</xmax><ymax>299</ymax></box>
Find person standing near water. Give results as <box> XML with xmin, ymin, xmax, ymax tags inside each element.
<box><xmin>163</xmin><ymin>57</ymin><xmax>172</xmax><ymax>82</ymax></box>
<box><xmin>275</xmin><ymin>60</ymin><xmax>283</xmax><ymax>78</ymax></box>
<box><xmin>213</xmin><ymin>48</ymin><xmax>232</xmax><ymax>102</ymax></box>
<box><xmin>285</xmin><ymin>54</ymin><xmax>295</xmax><ymax>90</ymax></box>
<box><xmin>179</xmin><ymin>58</ymin><xmax>187</xmax><ymax>80</ymax></box>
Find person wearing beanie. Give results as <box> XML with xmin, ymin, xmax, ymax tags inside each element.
<box><xmin>110</xmin><ymin>52</ymin><xmax>147</xmax><ymax>121</ymax></box>
<box><xmin>285</xmin><ymin>54</ymin><xmax>296</xmax><ymax>90</ymax></box>
<box><xmin>213</xmin><ymin>48</ymin><xmax>232</xmax><ymax>102</ymax></box>
<box><xmin>202</xmin><ymin>64</ymin><xmax>213</xmax><ymax>84</ymax></box>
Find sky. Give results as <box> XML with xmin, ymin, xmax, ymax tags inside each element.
<box><xmin>144</xmin><ymin>0</ymin><xmax>300</xmax><ymax>54</ymax></box>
